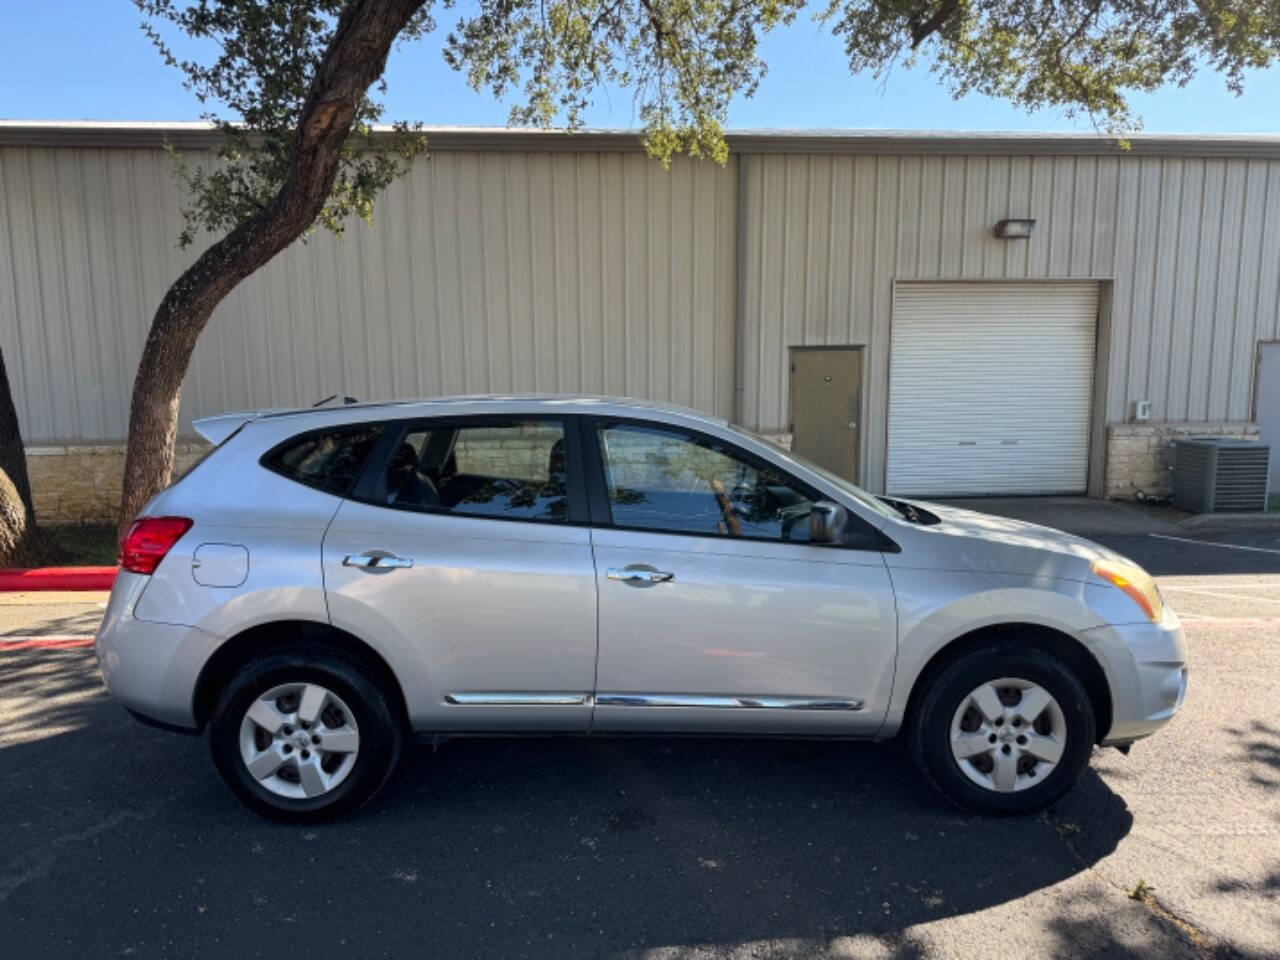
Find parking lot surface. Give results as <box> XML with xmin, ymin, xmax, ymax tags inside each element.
<box><xmin>2</xmin><ymin>529</ymin><xmax>1278</xmax><ymax>959</ymax></box>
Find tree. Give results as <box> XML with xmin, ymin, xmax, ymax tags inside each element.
<box><xmin>0</xmin><ymin>349</ymin><xmax>63</xmax><ymax>566</ymax></box>
<box><xmin>120</xmin><ymin>0</ymin><xmax>1280</xmax><ymax>537</ymax></box>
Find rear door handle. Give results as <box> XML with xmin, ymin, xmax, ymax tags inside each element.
<box><xmin>343</xmin><ymin>554</ymin><xmax>414</xmax><ymax>569</ymax></box>
<box><xmin>607</xmin><ymin>567</ymin><xmax>675</xmax><ymax>584</ymax></box>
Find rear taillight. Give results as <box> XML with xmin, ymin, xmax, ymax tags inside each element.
<box><xmin>119</xmin><ymin>516</ymin><xmax>193</xmax><ymax>575</ymax></box>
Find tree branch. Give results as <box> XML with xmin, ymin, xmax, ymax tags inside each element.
<box><xmin>120</xmin><ymin>0</ymin><xmax>428</xmax><ymax>534</ymax></box>
<box><xmin>910</xmin><ymin>0</ymin><xmax>960</xmax><ymax>49</ymax></box>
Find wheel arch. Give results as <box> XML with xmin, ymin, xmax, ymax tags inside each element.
<box><xmin>900</xmin><ymin>623</ymin><xmax>1113</xmax><ymax>745</ymax></box>
<box><xmin>192</xmin><ymin>620</ymin><xmax>410</xmax><ymax>732</ymax></box>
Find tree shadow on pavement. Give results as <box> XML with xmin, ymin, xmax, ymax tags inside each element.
<box><xmin>1218</xmin><ymin>719</ymin><xmax>1280</xmax><ymax>799</ymax></box>
<box><xmin>0</xmin><ymin>646</ymin><xmax>105</xmax><ymax>742</ymax></box>
<box><xmin>2</xmin><ymin>651</ymin><xmax>1147</xmax><ymax>960</ymax></box>
<box><xmin>1233</xmin><ymin>720</ymin><xmax>1280</xmax><ymax>785</ymax></box>
<box><xmin>0</xmin><ymin>609</ymin><xmax>104</xmax><ymax>638</ymax></box>
<box><xmin>1043</xmin><ymin>888</ymin><xmax>1226</xmax><ymax>960</ymax></box>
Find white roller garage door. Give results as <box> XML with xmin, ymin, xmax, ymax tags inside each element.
<box><xmin>887</xmin><ymin>282</ymin><xmax>1098</xmax><ymax>496</ymax></box>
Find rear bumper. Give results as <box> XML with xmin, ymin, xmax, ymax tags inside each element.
<box><xmin>1083</xmin><ymin>615</ymin><xmax>1188</xmax><ymax>745</ymax></box>
<box><xmin>94</xmin><ymin>571</ymin><xmax>221</xmax><ymax>731</ymax></box>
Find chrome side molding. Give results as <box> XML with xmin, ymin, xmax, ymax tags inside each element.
<box><xmin>444</xmin><ymin>692</ymin><xmax>591</xmax><ymax>706</ymax></box>
<box><xmin>594</xmin><ymin>693</ymin><xmax>863</xmax><ymax>711</ymax></box>
<box><xmin>443</xmin><ymin>692</ymin><xmax>863</xmax><ymax>710</ymax></box>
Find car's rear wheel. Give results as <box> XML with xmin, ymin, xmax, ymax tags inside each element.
<box><xmin>909</xmin><ymin>642</ymin><xmax>1095</xmax><ymax>816</ymax></box>
<box><xmin>209</xmin><ymin>649</ymin><xmax>402</xmax><ymax>822</ymax></box>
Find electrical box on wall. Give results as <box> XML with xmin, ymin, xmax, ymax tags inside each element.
<box><xmin>1133</xmin><ymin>400</ymin><xmax>1152</xmax><ymax>422</ymax></box>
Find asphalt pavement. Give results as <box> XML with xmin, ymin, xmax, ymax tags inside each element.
<box><xmin>1</xmin><ymin>528</ymin><xmax>1278</xmax><ymax>959</ymax></box>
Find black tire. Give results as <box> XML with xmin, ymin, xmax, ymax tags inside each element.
<box><xmin>909</xmin><ymin>642</ymin><xmax>1096</xmax><ymax>816</ymax></box>
<box><xmin>209</xmin><ymin>648</ymin><xmax>403</xmax><ymax>823</ymax></box>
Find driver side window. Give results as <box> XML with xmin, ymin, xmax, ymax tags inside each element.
<box><xmin>597</xmin><ymin>423</ymin><xmax>814</xmax><ymax>541</ymax></box>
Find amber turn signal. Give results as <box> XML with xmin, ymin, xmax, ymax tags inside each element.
<box><xmin>1091</xmin><ymin>558</ymin><xmax>1164</xmax><ymax>623</ymax></box>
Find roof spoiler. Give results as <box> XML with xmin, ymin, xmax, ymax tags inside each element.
<box><xmin>192</xmin><ymin>411</ymin><xmax>262</xmax><ymax>445</ymax></box>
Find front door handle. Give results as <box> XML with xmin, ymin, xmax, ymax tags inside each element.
<box><xmin>607</xmin><ymin>567</ymin><xmax>675</xmax><ymax>584</ymax></box>
<box><xmin>343</xmin><ymin>554</ymin><xmax>414</xmax><ymax>569</ymax></box>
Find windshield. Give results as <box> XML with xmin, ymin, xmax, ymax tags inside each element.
<box><xmin>730</xmin><ymin>425</ymin><xmax>901</xmax><ymax>521</ymax></box>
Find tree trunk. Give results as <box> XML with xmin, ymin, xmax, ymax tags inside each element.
<box><xmin>117</xmin><ymin>0</ymin><xmax>427</xmax><ymax>542</ymax></box>
<box><xmin>0</xmin><ymin>347</ymin><xmax>63</xmax><ymax>567</ymax></box>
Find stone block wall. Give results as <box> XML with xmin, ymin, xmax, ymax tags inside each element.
<box><xmin>1105</xmin><ymin>421</ymin><xmax>1261</xmax><ymax>500</ymax></box>
<box><xmin>27</xmin><ymin>440</ymin><xmax>211</xmax><ymax>525</ymax></box>
<box><xmin>449</xmin><ymin>424</ymin><xmax>561</xmax><ymax>482</ymax></box>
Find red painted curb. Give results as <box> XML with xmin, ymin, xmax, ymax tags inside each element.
<box><xmin>0</xmin><ymin>636</ymin><xmax>95</xmax><ymax>649</ymax></box>
<box><xmin>0</xmin><ymin>566</ymin><xmax>118</xmax><ymax>591</ymax></box>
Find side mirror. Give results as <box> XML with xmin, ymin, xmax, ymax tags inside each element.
<box><xmin>809</xmin><ymin>500</ymin><xmax>849</xmax><ymax>545</ymax></box>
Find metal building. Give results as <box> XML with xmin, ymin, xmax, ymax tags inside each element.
<box><xmin>1</xmin><ymin>121</ymin><xmax>1277</xmax><ymax>514</ymax></box>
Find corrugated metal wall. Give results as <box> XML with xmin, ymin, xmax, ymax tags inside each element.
<box><xmin>0</xmin><ymin>146</ymin><xmax>738</xmax><ymax>441</ymax></box>
<box><xmin>738</xmin><ymin>153</ymin><xmax>1280</xmax><ymax>489</ymax></box>
<box><xmin>4</xmin><ymin>138</ymin><xmax>1279</xmax><ymax>497</ymax></box>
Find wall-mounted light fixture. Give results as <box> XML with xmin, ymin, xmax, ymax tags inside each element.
<box><xmin>994</xmin><ymin>218</ymin><xmax>1036</xmax><ymax>239</ymax></box>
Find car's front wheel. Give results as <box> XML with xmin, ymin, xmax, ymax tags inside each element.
<box><xmin>909</xmin><ymin>642</ymin><xmax>1096</xmax><ymax>816</ymax></box>
<box><xmin>209</xmin><ymin>649</ymin><xmax>402</xmax><ymax>822</ymax></box>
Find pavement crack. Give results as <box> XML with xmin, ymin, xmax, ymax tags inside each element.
<box><xmin>1129</xmin><ymin>888</ymin><xmax>1228</xmax><ymax>960</ymax></box>
<box><xmin>1041</xmin><ymin>809</ymin><xmax>1227</xmax><ymax>960</ymax></box>
<box><xmin>0</xmin><ymin>806</ymin><xmax>159</xmax><ymax>903</ymax></box>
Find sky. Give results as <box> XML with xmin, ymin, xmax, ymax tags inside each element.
<box><xmin>2</xmin><ymin>0</ymin><xmax>1279</xmax><ymax>134</ymax></box>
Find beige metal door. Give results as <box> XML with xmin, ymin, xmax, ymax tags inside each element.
<box><xmin>790</xmin><ymin>348</ymin><xmax>861</xmax><ymax>481</ymax></box>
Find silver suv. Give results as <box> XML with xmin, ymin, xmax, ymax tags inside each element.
<box><xmin>97</xmin><ymin>396</ymin><xmax>1187</xmax><ymax>821</ymax></box>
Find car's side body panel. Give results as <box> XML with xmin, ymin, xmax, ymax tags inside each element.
<box><xmin>97</xmin><ymin>571</ymin><xmax>222</xmax><ymax>728</ymax></box>
<box><xmin>589</xmin><ymin>525</ymin><xmax>897</xmax><ymax>735</ymax></box>
<box><xmin>1082</xmin><ymin>614</ymin><xmax>1188</xmax><ymax>744</ymax></box>
<box><xmin>133</xmin><ymin>522</ymin><xmax>334</xmax><ymax>637</ymax></box>
<box><xmin>322</xmin><ymin>501</ymin><xmax>599</xmax><ymax>732</ymax></box>
<box><xmin>874</xmin><ymin>517</ymin><xmax>1179</xmax><ymax>741</ymax></box>
<box><xmin>874</xmin><ymin>569</ymin><xmax>1111</xmax><ymax>736</ymax></box>
<box><xmin>130</xmin><ymin>416</ymin><xmax>356</xmax><ymax>637</ymax></box>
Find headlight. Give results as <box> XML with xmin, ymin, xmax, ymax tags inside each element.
<box><xmin>1091</xmin><ymin>558</ymin><xmax>1164</xmax><ymax>623</ymax></box>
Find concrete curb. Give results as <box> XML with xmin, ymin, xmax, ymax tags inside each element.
<box><xmin>0</xmin><ymin>567</ymin><xmax>118</xmax><ymax>591</ymax></box>
<box><xmin>1180</xmin><ymin>513</ymin><xmax>1280</xmax><ymax>531</ymax></box>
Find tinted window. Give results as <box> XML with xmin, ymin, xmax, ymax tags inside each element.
<box><xmin>384</xmin><ymin>420</ymin><xmax>569</xmax><ymax>522</ymax></box>
<box><xmin>598</xmin><ymin>424</ymin><xmax>814</xmax><ymax>541</ymax></box>
<box><xmin>267</xmin><ymin>424</ymin><xmax>382</xmax><ymax>495</ymax></box>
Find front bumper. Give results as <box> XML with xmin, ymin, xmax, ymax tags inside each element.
<box><xmin>1082</xmin><ymin>614</ymin><xmax>1188</xmax><ymax>745</ymax></box>
<box><xmin>95</xmin><ymin>571</ymin><xmax>221</xmax><ymax>731</ymax></box>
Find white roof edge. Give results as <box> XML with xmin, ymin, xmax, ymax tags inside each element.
<box><xmin>3</xmin><ymin>120</ymin><xmax>1279</xmax><ymax>158</ymax></box>
<box><xmin>198</xmin><ymin>395</ymin><xmax>731</xmax><ymax>432</ymax></box>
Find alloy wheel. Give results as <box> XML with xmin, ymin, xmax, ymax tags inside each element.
<box><xmin>949</xmin><ymin>677</ymin><xmax>1067</xmax><ymax>793</ymax></box>
<box><xmin>238</xmin><ymin>682</ymin><xmax>361</xmax><ymax>800</ymax></box>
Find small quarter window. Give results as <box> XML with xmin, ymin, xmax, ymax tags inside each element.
<box><xmin>265</xmin><ymin>424</ymin><xmax>382</xmax><ymax>495</ymax></box>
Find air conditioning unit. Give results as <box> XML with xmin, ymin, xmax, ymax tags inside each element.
<box><xmin>1172</xmin><ymin>439</ymin><xmax>1271</xmax><ymax>513</ymax></box>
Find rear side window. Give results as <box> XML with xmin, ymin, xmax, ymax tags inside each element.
<box><xmin>265</xmin><ymin>424</ymin><xmax>382</xmax><ymax>495</ymax></box>
<box><xmin>382</xmin><ymin>420</ymin><xmax>569</xmax><ymax>522</ymax></box>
